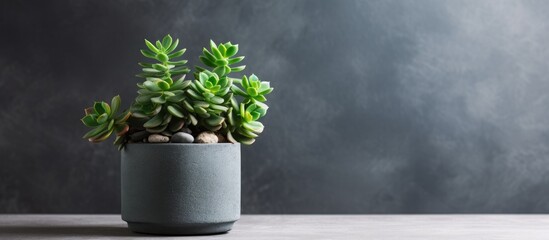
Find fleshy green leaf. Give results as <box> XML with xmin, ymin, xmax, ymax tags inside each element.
<box><xmin>110</xmin><ymin>95</ymin><xmax>121</xmax><ymax>115</ymax></box>
<box><xmin>152</xmin><ymin>64</ymin><xmax>168</xmax><ymax>71</ymax></box>
<box><xmin>144</xmin><ymin>81</ymin><xmax>161</xmax><ymax>91</ymax></box>
<box><xmin>143</xmin><ymin>114</ymin><xmax>163</xmax><ymax>128</ymax></box>
<box><xmin>89</xmin><ymin>128</ymin><xmax>114</xmax><ymax>143</ymax></box>
<box><xmin>82</xmin><ymin>122</ymin><xmax>108</xmax><ymax>138</ymax></box>
<box><xmin>254</xmin><ymin>94</ymin><xmax>267</xmax><ymax>102</ymax></box>
<box><xmin>200</xmin><ymin>56</ymin><xmax>216</xmax><ymax>67</ymax></box>
<box><xmin>238</xmin><ymin>136</ymin><xmax>255</xmax><ymax>145</ymax></box>
<box><xmin>162</xmin><ymin>34</ymin><xmax>172</xmax><ymax>49</ymax></box>
<box><xmin>156</xmin><ymin>53</ymin><xmax>169</xmax><ymax>62</ymax></box>
<box><xmin>260</xmin><ymin>87</ymin><xmax>274</xmax><ymax>95</ymax></box>
<box><xmin>211</xmin><ymin>46</ymin><xmax>223</xmax><ymax>59</ymax></box>
<box><xmin>116</xmin><ymin>111</ymin><xmax>132</xmax><ymax>124</ymax></box>
<box><xmin>238</xmin><ymin>128</ymin><xmax>258</xmax><ymax>138</ymax></box>
<box><xmin>81</xmin><ymin>115</ymin><xmax>98</xmax><ymax>127</ymax></box>
<box><xmin>210</xmin><ymin>40</ymin><xmax>217</xmax><ymax>52</ymax></box>
<box><xmin>189</xmin><ymin>114</ymin><xmax>198</xmax><ymax>125</ymax></box>
<box><xmin>244</xmin><ymin>111</ymin><xmax>253</xmax><ymax>122</ymax></box>
<box><xmin>228</xmin><ymin>56</ymin><xmax>244</xmax><ymax>64</ymax></box>
<box><xmin>167</xmin><ymin>93</ymin><xmax>185</xmax><ymax>102</ymax></box>
<box><xmin>151</xmin><ymin>96</ymin><xmax>166</xmax><ymax>104</ymax></box>
<box><xmin>182</xmin><ymin>100</ymin><xmax>194</xmax><ymax>112</ymax></box>
<box><xmin>231</xmin><ymin>65</ymin><xmax>246</xmax><ymax>72</ymax></box>
<box><xmin>194</xmin><ymin>106</ymin><xmax>209</xmax><ymax>117</ymax></box>
<box><xmin>115</xmin><ymin>123</ymin><xmax>129</xmax><ymax>136</ymax></box>
<box><xmin>157</xmin><ymin>81</ymin><xmax>170</xmax><ymax>90</ymax></box>
<box><xmin>213</xmin><ymin>66</ymin><xmax>226</xmax><ymax>77</ymax></box>
<box><xmin>167</xmin><ymin>105</ymin><xmax>184</xmax><ymax>118</ymax></box>
<box><xmin>205</xmin><ymin>115</ymin><xmax>225</xmax><ymax>126</ymax></box>
<box><xmin>94</xmin><ymin>102</ymin><xmax>105</xmax><ymax>114</ymax></box>
<box><xmin>132</xmin><ymin>111</ymin><xmax>148</xmax><ymax>118</ymax></box>
<box><xmin>145</xmin><ymin>39</ymin><xmax>159</xmax><ymax>53</ymax></box>
<box><xmin>226</xmin><ymin>45</ymin><xmax>238</xmax><ymax>57</ymax></box>
<box><xmin>210</xmin><ymin>96</ymin><xmax>224</xmax><ymax>104</ymax></box>
<box><xmin>241</xmin><ymin>75</ymin><xmax>249</xmax><ymax>89</ymax></box>
<box><xmin>247</xmin><ymin>87</ymin><xmax>258</xmax><ymax>97</ymax></box>
<box><xmin>243</xmin><ymin>121</ymin><xmax>264</xmax><ymax>133</ymax></box>
<box><xmin>140</xmin><ymin>49</ymin><xmax>156</xmax><ymax>59</ymax></box>
<box><xmin>166</xmin><ymin>39</ymin><xmax>179</xmax><ymax>53</ymax></box>
<box><xmin>231</xmin><ymin>85</ymin><xmax>248</xmax><ymax>97</ymax></box>
<box><xmin>155</xmin><ymin>40</ymin><xmax>163</xmax><ymax>50</ymax></box>
<box><xmin>210</xmin><ymin>104</ymin><xmax>229</xmax><ymax>112</ymax></box>
<box><xmin>239</xmin><ymin>103</ymin><xmax>246</xmax><ymax>118</ymax></box>
<box><xmin>215</xmin><ymin>58</ymin><xmax>228</xmax><ymax>66</ymax></box>
<box><xmin>168</xmin><ymin>49</ymin><xmax>186</xmax><ymax>59</ymax></box>
<box><xmin>226</xmin><ymin>131</ymin><xmax>238</xmax><ymax>143</ymax></box>
<box><xmin>96</xmin><ymin>113</ymin><xmax>109</xmax><ymax>124</ymax></box>
<box><xmin>218</xmin><ymin>44</ymin><xmax>227</xmax><ymax>56</ymax></box>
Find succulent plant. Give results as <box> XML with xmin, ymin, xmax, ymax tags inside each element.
<box><xmin>81</xmin><ymin>34</ymin><xmax>273</xmax><ymax>149</ymax></box>
<box><xmin>81</xmin><ymin>95</ymin><xmax>131</xmax><ymax>149</ymax></box>
<box><xmin>231</xmin><ymin>74</ymin><xmax>273</xmax><ymax>108</ymax></box>
<box><xmin>184</xmin><ymin>70</ymin><xmax>233</xmax><ymax>131</ymax></box>
<box><xmin>195</xmin><ymin>40</ymin><xmax>245</xmax><ymax>78</ymax></box>
<box><xmin>227</xmin><ymin>74</ymin><xmax>273</xmax><ymax>144</ymax></box>
<box><xmin>131</xmin><ymin>35</ymin><xmax>192</xmax><ymax>134</ymax></box>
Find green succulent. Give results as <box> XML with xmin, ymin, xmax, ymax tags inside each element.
<box><xmin>137</xmin><ymin>34</ymin><xmax>190</xmax><ymax>79</ymax></box>
<box><xmin>184</xmin><ymin>70</ymin><xmax>233</xmax><ymax>131</ymax></box>
<box><xmin>81</xmin><ymin>95</ymin><xmax>131</xmax><ymax>149</ymax></box>
<box><xmin>226</xmin><ymin>74</ymin><xmax>272</xmax><ymax>144</ymax></box>
<box><xmin>231</xmin><ymin>74</ymin><xmax>273</xmax><ymax>107</ymax></box>
<box><xmin>131</xmin><ymin>35</ymin><xmax>192</xmax><ymax>133</ymax></box>
<box><xmin>195</xmin><ymin>40</ymin><xmax>245</xmax><ymax>78</ymax></box>
<box><xmin>227</xmin><ymin>102</ymin><xmax>267</xmax><ymax>145</ymax></box>
<box><xmin>81</xmin><ymin>34</ymin><xmax>274</xmax><ymax>149</ymax></box>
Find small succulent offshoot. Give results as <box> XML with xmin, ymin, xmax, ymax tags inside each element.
<box><xmin>81</xmin><ymin>34</ymin><xmax>273</xmax><ymax>149</ymax></box>
<box><xmin>227</xmin><ymin>74</ymin><xmax>273</xmax><ymax>144</ymax></box>
<box><xmin>81</xmin><ymin>95</ymin><xmax>131</xmax><ymax>149</ymax></box>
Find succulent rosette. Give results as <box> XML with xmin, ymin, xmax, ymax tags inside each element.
<box><xmin>81</xmin><ymin>95</ymin><xmax>131</xmax><ymax>149</ymax></box>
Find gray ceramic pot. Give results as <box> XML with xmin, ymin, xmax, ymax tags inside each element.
<box><xmin>121</xmin><ymin>143</ymin><xmax>241</xmax><ymax>235</ymax></box>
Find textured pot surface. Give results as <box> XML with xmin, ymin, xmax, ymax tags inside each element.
<box><xmin>121</xmin><ymin>143</ymin><xmax>241</xmax><ymax>235</ymax></box>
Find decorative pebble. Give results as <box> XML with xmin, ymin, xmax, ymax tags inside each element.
<box><xmin>179</xmin><ymin>127</ymin><xmax>192</xmax><ymax>134</ymax></box>
<box><xmin>216</xmin><ymin>133</ymin><xmax>227</xmax><ymax>143</ymax></box>
<box><xmin>171</xmin><ymin>132</ymin><xmax>194</xmax><ymax>143</ymax></box>
<box><xmin>195</xmin><ymin>131</ymin><xmax>218</xmax><ymax>143</ymax></box>
<box><xmin>130</xmin><ymin>130</ymin><xmax>149</xmax><ymax>142</ymax></box>
<box><xmin>148</xmin><ymin>134</ymin><xmax>170</xmax><ymax>143</ymax></box>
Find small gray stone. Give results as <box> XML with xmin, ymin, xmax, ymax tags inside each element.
<box><xmin>179</xmin><ymin>127</ymin><xmax>192</xmax><ymax>134</ymax></box>
<box><xmin>148</xmin><ymin>134</ymin><xmax>170</xmax><ymax>143</ymax></box>
<box><xmin>171</xmin><ymin>132</ymin><xmax>194</xmax><ymax>143</ymax></box>
<box><xmin>130</xmin><ymin>130</ymin><xmax>149</xmax><ymax>142</ymax></box>
<box><xmin>195</xmin><ymin>131</ymin><xmax>218</xmax><ymax>144</ymax></box>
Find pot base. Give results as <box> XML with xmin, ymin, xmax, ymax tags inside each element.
<box><xmin>127</xmin><ymin>221</ymin><xmax>235</xmax><ymax>235</ymax></box>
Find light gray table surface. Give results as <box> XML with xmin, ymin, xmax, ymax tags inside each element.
<box><xmin>0</xmin><ymin>214</ymin><xmax>548</xmax><ymax>239</ymax></box>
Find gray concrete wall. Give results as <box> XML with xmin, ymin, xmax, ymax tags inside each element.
<box><xmin>1</xmin><ymin>0</ymin><xmax>549</xmax><ymax>213</ymax></box>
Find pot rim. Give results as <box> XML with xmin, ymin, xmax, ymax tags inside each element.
<box><xmin>124</xmin><ymin>143</ymin><xmax>240</xmax><ymax>146</ymax></box>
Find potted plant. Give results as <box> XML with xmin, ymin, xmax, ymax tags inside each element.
<box><xmin>80</xmin><ymin>34</ymin><xmax>273</xmax><ymax>235</ymax></box>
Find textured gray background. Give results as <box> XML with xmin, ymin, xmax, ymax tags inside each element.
<box><xmin>1</xmin><ymin>0</ymin><xmax>549</xmax><ymax>213</ymax></box>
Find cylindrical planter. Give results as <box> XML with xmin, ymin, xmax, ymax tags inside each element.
<box><xmin>121</xmin><ymin>143</ymin><xmax>240</xmax><ymax>235</ymax></box>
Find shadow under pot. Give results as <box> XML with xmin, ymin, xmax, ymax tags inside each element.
<box><xmin>121</xmin><ymin>143</ymin><xmax>241</xmax><ymax>235</ymax></box>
